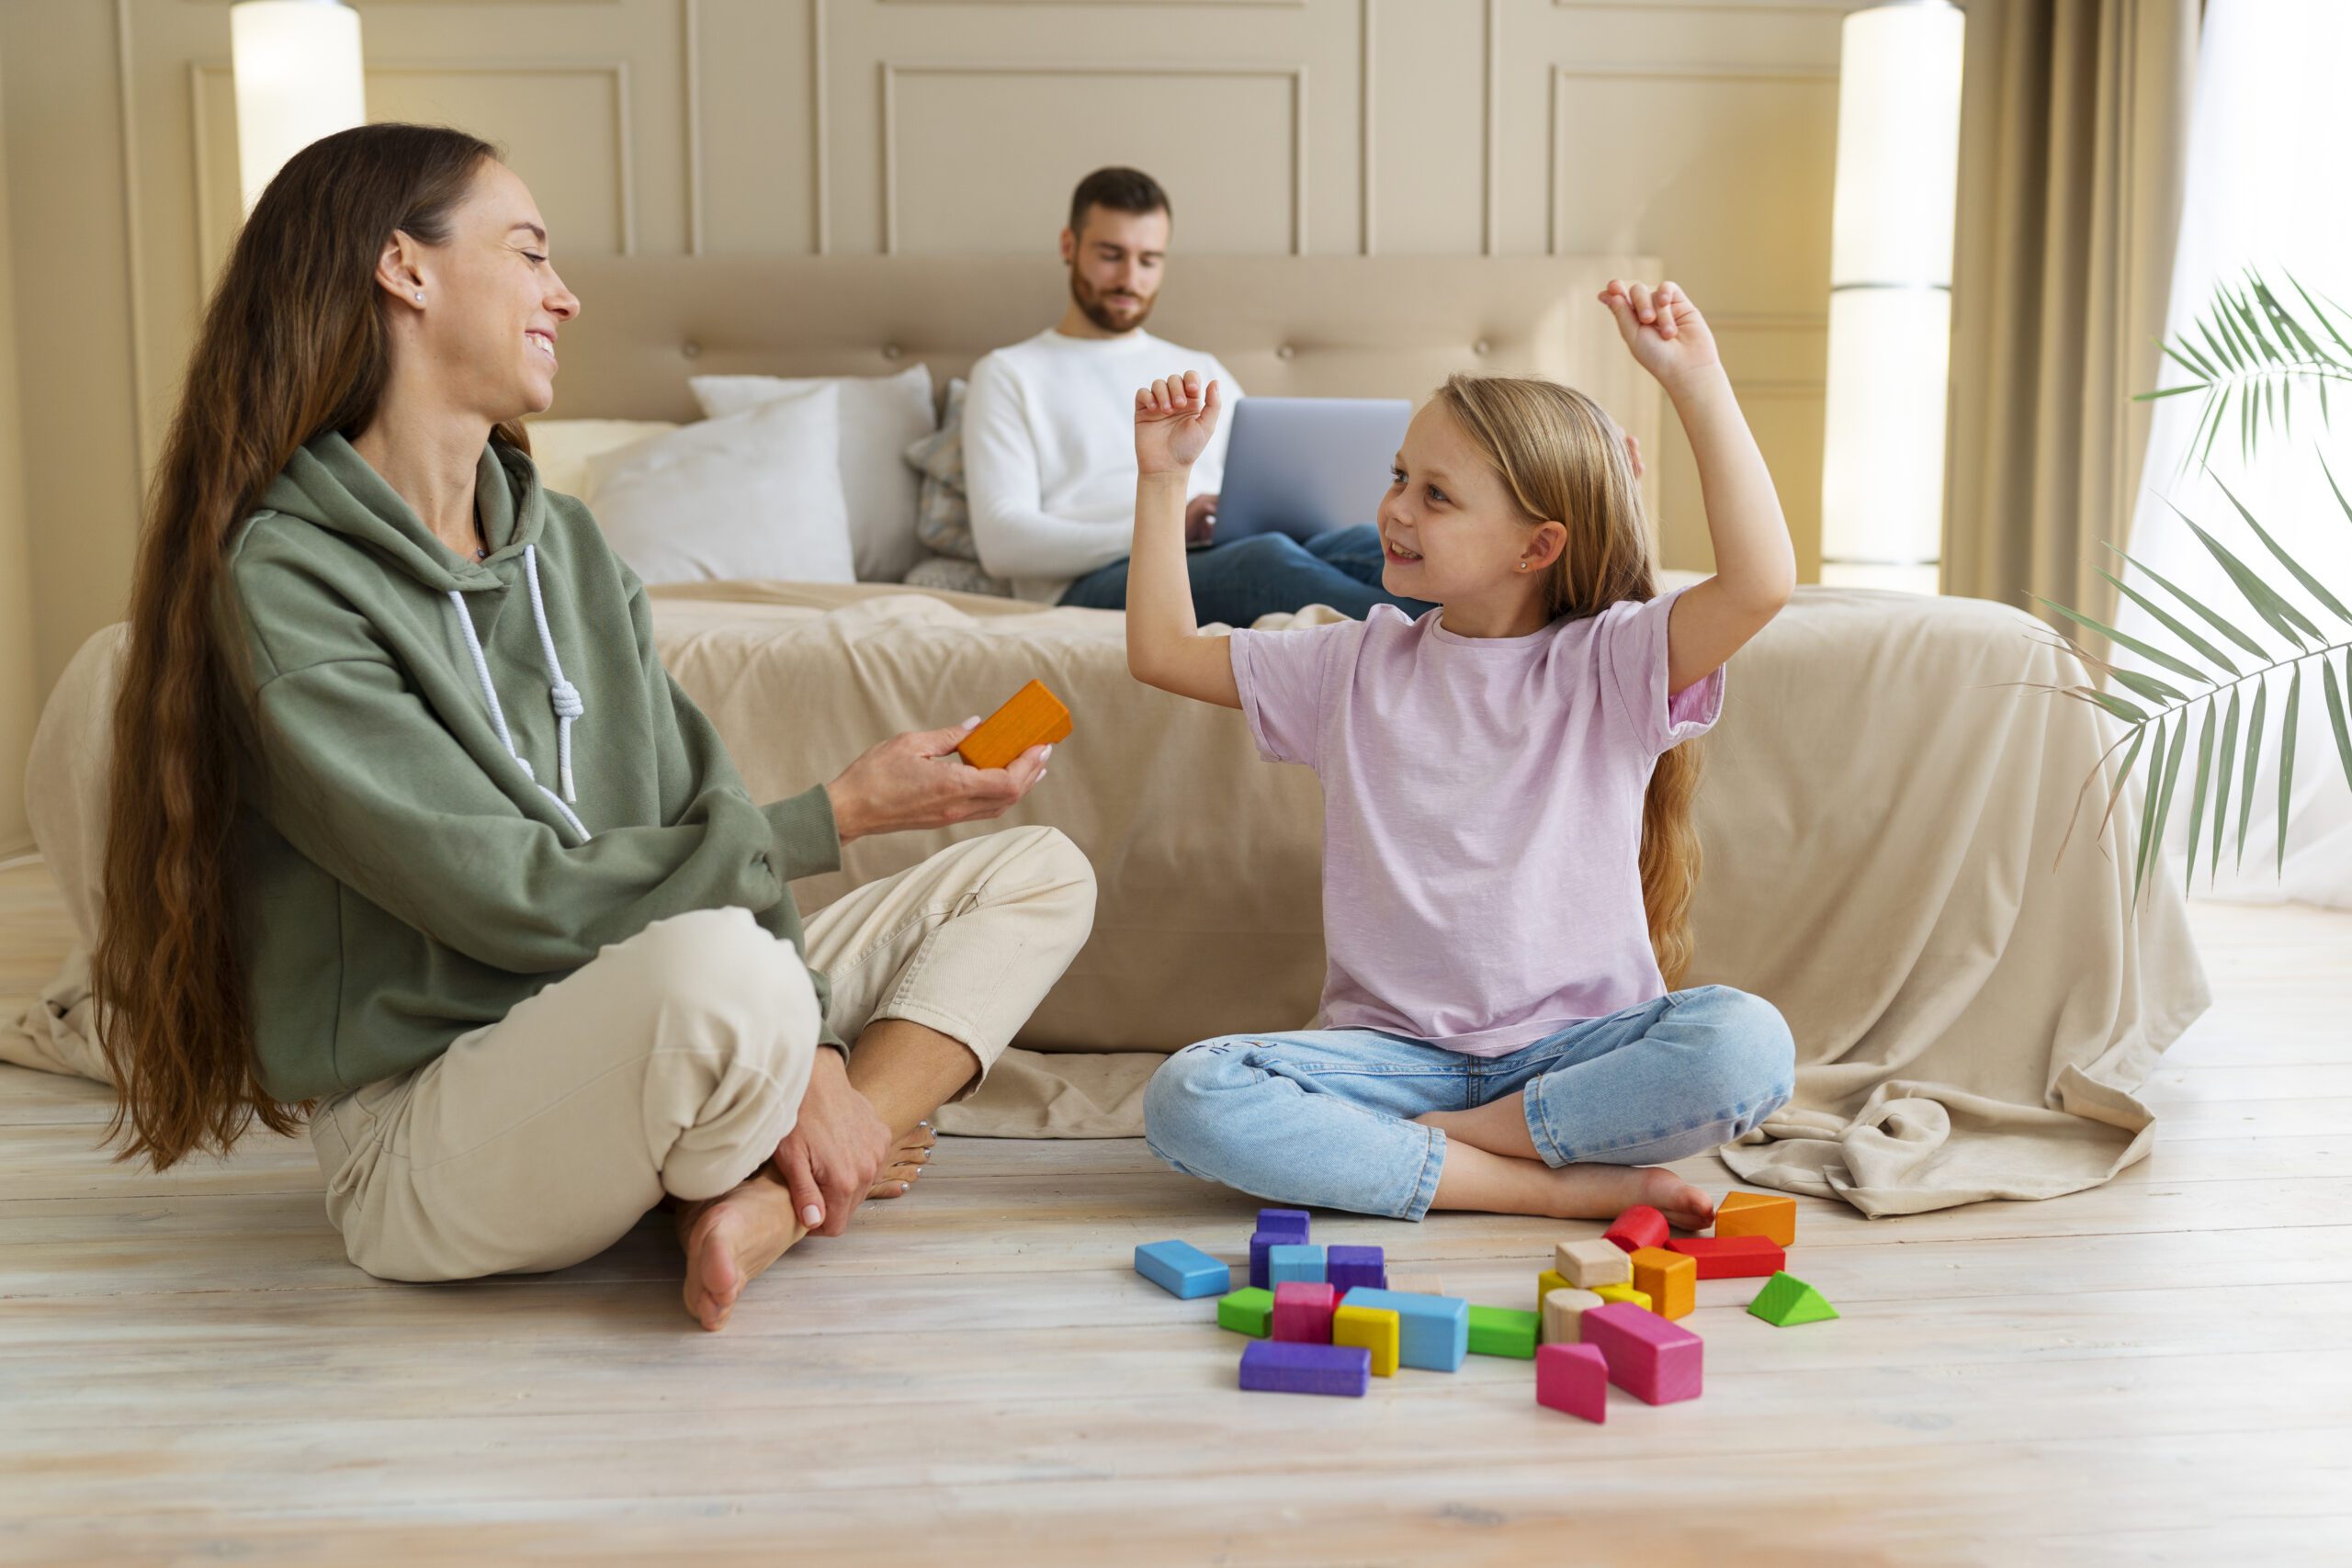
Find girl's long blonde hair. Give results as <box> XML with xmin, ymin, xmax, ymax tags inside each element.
<box><xmin>1431</xmin><ymin>373</ymin><xmax>1703</xmax><ymax>986</ymax></box>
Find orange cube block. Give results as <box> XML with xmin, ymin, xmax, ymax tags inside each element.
<box><xmin>1628</xmin><ymin>1247</ymin><xmax>1696</xmax><ymax>1320</ymax></box>
<box><xmin>956</xmin><ymin>680</ymin><xmax>1073</xmax><ymax>771</ymax></box>
<box><xmin>1713</xmin><ymin>1190</ymin><xmax>1797</xmax><ymax>1248</ymax></box>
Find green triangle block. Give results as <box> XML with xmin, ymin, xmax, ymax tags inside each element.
<box><xmin>1466</xmin><ymin>1304</ymin><xmax>1540</xmax><ymax>1359</ymax></box>
<box><xmin>1217</xmin><ymin>1286</ymin><xmax>1274</xmax><ymax>1337</ymax></box>
<box><xmin>1747</xmin><ymin>1270</ymin><xmax>1838</xmax><ymax>1326</ymax></box>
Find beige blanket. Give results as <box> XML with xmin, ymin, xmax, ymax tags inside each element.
<box><xmin>8</xmin><ymin>583</ymin><xmax>2208</xmax><ymax>1215</ymax></box>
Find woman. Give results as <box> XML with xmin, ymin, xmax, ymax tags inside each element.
<box><xmin>95</xmin><ymin>123</ymin><xmax>1095</xmax><ymax>1331</ymax></box>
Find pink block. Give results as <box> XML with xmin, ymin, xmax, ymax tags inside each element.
<box><xmin>1271</xmin><ymin>1281</ymin><xmax>1340</xmax><ymax>1343</ymax></box>
<box><xmin>1602</xmin><ymin>1204</ymin><xmax>1669</xmax><ymax>1254</ymax></box>
<box><xmin>1578</xmin><ymin>1301</ymin><xmax>1702</xmax><ymax>1405</ymax></box>
<box><xmin>1534</xmin><ymin>1342</ymin><xmax>1608</xmax><ymax>1423</ymax></box>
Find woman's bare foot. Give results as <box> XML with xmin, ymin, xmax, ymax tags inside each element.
<box><xmin>676</xmin><ymin>1171</ymin><xmax>807</xmax><ymax>1332</ymax></box>
<box><xmin>866</xmin><ymin>1121</ymin><xmax>938</xmax><ymax>1201</ymax></box>
<box><xmin>1430</xmin><ymin>1139</ymin><xmax>1715</xmax><ymax>1230</ymax></box>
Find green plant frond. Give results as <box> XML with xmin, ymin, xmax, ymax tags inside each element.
<box><xmin>2135</xmin><ymin>383</ymin><xmax>2210</xmax><ymax>403</ymax></box>
<box><xmin>2173</xmin><ymin>507</ymin><xmax>2320</xmax><ymax>649</ymax></box>
<box><xmin>2091</xmin><ymin>722</ymin><xmax>2153</xmax><ymax>863</ymax></box>
<box><xmin>2324</xmin><ymin>454</ymin><xmax>2352</xmax><ymax>531</ymax></box>
<box><xmin>2143</xmin><ymin>715</ymin><xmax>2192</xmax><ymax>899</ymax></box>
<box><xmin>2096</xmin><ymin>567</ymin><xmax>2241</xmax><ymax>676</ymax></box>
<box><xmin>2161</xmin><ymin>335</ymin><xmax>2222</xmax><ymax>381</ymax></box>
<box><xmin>2212</xmin><ymin>687</ymin><xmax>2241</xmax><ymax>880</ymax></box>
<box><xmin>2134</xmin><ymin>716</ymin><xmax>2168</xmax><ymax>896</ymax></box>
<box><xmin>2239</xmin><ymin>679</ymin><xmax>2267</xmax><ymax>870</ymax></box>
<box><xmin>2326</xmin><ymin>657</ymin><xmax>2352</xmax><ymax>795</ymax></box>
<box><xmin>2184</xmin><ymin>704</ymin><xmax>2216</xmax><ymax>892</ymax></box>
<box><xmin>2278</xmin><ymin>666</ymin><xmax>2302</xmax><ymax>876</ymax></box>
<box><xmin>2211</xmin><ymin>476</ymin><xmax>2352</xmax><ymax>626</ymax></box>
<box><xmin>2107</xmin><ymin>666</ymin><xmax>2190</xmax><ymax>706</ymax></box>
<box><xmin>2252</xmin><ymin>276</ymin><xmax>2338</xmax><ymax>367</ymax></box>
<box><xmin>2031</xmin><ymin>593</ymin><xmax>2212</xmax><ymax>682</ymax></box>
<box><xmin>2108</xmin><ymin>546</ymin><xmax>2272</xmax><ymax>660</ymax></box>
<box><xmin>2287</xmin><ymin>270</ymin><xmax>2352</xmax><ymax>362</ymax></box>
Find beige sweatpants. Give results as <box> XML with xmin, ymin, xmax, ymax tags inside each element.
<box><xmin>308</xmin><ymin>825</ymin><xmax>1095</xmax><ymax>1281</ymax></box>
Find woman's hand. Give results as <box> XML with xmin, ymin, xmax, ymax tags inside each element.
<box><xmin>1136</xmin><ymin>371</ymin><xmax>1223</xmax><ymax>477</ymax></box>
<box><xmin>1599</xmin><ymin>279</ymin><xmax>1723</xmax><ymax>396</ymax></box>
<box><xmin>773</xmin><ymin>1047</ymin><xmax>893</xmax><ymax>1237</ymax></box>
<box><xmin>824</xmin><ymin>720</ymin><xmax>1050</xmax><ymax>843</ymax></box>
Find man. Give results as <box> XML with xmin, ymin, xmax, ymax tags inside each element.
<box><xmin>963</xmin><ymin>167</ymin><xmax>1430</xmax><ymax>624</ymax></box>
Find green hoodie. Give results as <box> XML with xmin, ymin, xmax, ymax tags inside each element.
<box><xmin>228</xmin><ymin>432</ymin><xmax>842</xmax><ymax>1102</ymax></box>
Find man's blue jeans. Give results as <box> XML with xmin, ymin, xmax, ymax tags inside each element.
<box><xmin>1058</xmin><ymin>524</ymin><xmax>1437</xmax><ymax>624</ymax></box>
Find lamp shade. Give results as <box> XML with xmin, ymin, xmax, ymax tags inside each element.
<box><xmin>231</xmin><ymin>0</ymin><xmax>366</xmax><ymax>214</ymax></box>
<box><xmin>1817</xmin><ymin>0</ymin><xmax>1964</xmax><ymax>592</ymax></box>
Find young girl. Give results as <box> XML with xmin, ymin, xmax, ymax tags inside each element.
<box><xmin>1129</xmin><ymin>279</ymin><xmax>1795</xmax><ymax>1227</ymax></box>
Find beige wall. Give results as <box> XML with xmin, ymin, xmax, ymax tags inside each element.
<box><xmin>1</xmin><ymin>0</ymin><xmax>1860</xmax><ymax>729</ymax></box>
<box><xmin>0</xmin><ymin>40</ymin><xmax>41</xmax><ymax>857</ymax></box>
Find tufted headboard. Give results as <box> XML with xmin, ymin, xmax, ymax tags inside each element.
<box><xmin>544</xmin><ymin>254</ymin><xmax>1664</xmax><ymax>510</ymax></box>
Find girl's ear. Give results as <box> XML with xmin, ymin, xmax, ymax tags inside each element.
<box><xmin>1523</xmin><ymin>520</ymin><xmax>1569</xmax><ymax>572</ymax></box>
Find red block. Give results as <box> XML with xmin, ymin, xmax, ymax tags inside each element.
<box><xmin>1602</xmin><ymin>1203</ymin><xmax>1668</xmax><ymax>1255</ymax></box>
<box><xmin>1534</xmin><ymin>1342</ymin><xmax>1608</xmax><ymax>1423</ymax></box>
<box><xmin>1578</xmin><ymin>1301</ymin><xmax>1702</xmax><ymax>1405</ymax></box>
<box><xmin>1666</xmin><ymin>1235</ymin><xmax>1785</xmax><ymax>1279</ymax></box>
<box><xmin>1271</xmin><ymin>1281</ymin><xmax>1340</xmax><ymax>1343</ymax></box>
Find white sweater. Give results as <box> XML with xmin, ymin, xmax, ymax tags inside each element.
<box><xmin>963</xmin><ymin>328</ymin><xmax>1242</xmax><ymax>603</ymax></box>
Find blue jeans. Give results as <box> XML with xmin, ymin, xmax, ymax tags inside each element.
<box><xmin>1058</xmin><ymin>524</ymin><xmax>1438</xmax><ymax>624</ymax></box>
<box><xmin>1142</xmin><ymin>987</ymin><xmax>1795</xmax><ymax>1221</ymax></box>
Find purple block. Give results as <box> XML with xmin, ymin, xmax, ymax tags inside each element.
<box><xmin>1238</xmin><ymin>1339</ymin><xmax>1371</xmax><ymax>1397</ymax></box>
<box><xmin>1248</xmin><ymin>1231</ymin><xmax>1280</xmax><ymax>1291</ymax></box>
<box><xmin>1579</xmin><ymin>1301</ymin><xmax>1703</xmax><ymax>1405</ymax></box>
<box><xmin>1326</xmin><ymin>1244</ymin><xmax>1386</xmax><ymax>1293</ymax></box>
<box><xmin>1257</xmin><ymin>1208</ymin><xmax>1311</xmax><ymax>1242</ymax></box>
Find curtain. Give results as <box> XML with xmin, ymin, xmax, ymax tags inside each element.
<box><xmin>1941</xmin><ymin>0</ymin><xmax>2199</xmax><ymax>626</ymax></box>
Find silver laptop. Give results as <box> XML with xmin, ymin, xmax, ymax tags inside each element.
<box><xmin>1211</xmin><ymin>397</ymin><xmax>1414</xmax><ymax>543</ymax></box>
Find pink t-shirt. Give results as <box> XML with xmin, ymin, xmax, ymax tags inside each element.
<box><xmin>1228</xmin><ymin>588</ymin><xmax>1724</xmax><ymax>1057</ymax></box>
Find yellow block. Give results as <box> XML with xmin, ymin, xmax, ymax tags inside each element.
<box><xmin>1536</xmin><ymin>1269</ymin><xmax>1574</xmax><ymax>1314</ymax></box>
<box><xmin>1332</xmin><ymin>1303</ymin><xmax>1400</xmax><ymax>1376</ymax></box>
<box><xmin>1591</xmin><ymin>1282</ymin><xmax>1652</xmax><ymax>1313</ymax></box>
<box><xmin>1629</xmin><ymin>1246</ymin><xmax>1696</xmax><ymax>1320</ymax></box>
<box><xmin>1715</xmin><ymin>1190</ymin><xmax>1797</xmax><ymax>1247</ymax></box>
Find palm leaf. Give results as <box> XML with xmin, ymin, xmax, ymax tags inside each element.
<box><xmin>2176</xmin><ymin>508</ymin><xmax>2320</xmax><ymax>649</ymax></box>
<box><xmin>2110</xmin><ymin>547</ymin><xmax>2272</xmax><ymax>661</ymax></box>
<box><xmin>2096</xmin><ymin>568</ymin><xmax>2240</xmax><ymax>677</ymax></box>
<box><xmin>2326</xmin><ymin>656</ymin><xmax>2352</xmax><ymax>794</ymax></box>
<box><xmin>2211</xmin><ymin>477</ymin><xmax>2352</xmax><ymax>626</ymax></box>
<box><xmin>2277</xmin><ymin>665</ymin><xmax>2301</xmax><ymax>875</ymax></box>
<box><xmin>2238</xmin><ymin>677</ymin><xmax>2267</xmax><ymax>870</ymax></box>
<box><xmin>2184</xmin><ymin>702</ymin><xmax>2216</xmax><ymax>892</ymax></box>
<box><xmin>2134</xmin><ymin>716</ymin><xmax>2168</xmax><ymax>895</ymax></box>
<box><xmin>2108</xmin><ymin>667</ymin><xmax>2189</xmax><ymax>706</ymax></box>
<box><xmin>2211</xmin><ymin>687</ymin><xmax>2241</xmax><ymax>880</ymax></box>
<box><xmin>2146</xmin><ymin>714</ymin><xmax>2191</xmax><ymax>897</ymax></box>
<box><xmin>2288</xmin><ymin>271</ymin><xmax>2352</xmax><ymax>363</ymax></box>
<box><xmin>2032</xmin><ymin>593</ymin><xmax>2211</xmax><ymax>683</ymax></box>
<box><xmin>2095</xmin><ymin>721</ymin><xmax>2153</xmax><ymax>858</ymax></box>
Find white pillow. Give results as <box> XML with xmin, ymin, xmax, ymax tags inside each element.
<box><xmin>691</xmin><ymin>366</ymin><xmax>934</xmax><ymax>583</ymax></box>
<box><xmin>584</xmin><ymin>386</ymin><xmax>854</xmax><ymax>586</ymax></box>
<box><xmin>523</xmin><ymin>419</ymin><xmax>680</xmax><ymax>500</ymax></box>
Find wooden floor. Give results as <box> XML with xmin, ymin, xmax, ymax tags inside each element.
<box><xmin>2</xmin><ymin>859</ymin><xmax>2347</xmax><ymax>1567</ymax></box>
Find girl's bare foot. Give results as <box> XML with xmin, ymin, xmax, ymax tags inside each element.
<box><xmin>866</xmin><ymin>1121</ymin><xmax>938</xmax><ymax>1201</ymax></box>
<box><xmin>1430</xmin><ymin>1139</ymin><xmax>1715</xmax><ymax>1230</ymax></box>
<box><xmin>676</xmin><ymin>1171</ymin><xmax>807</xmax><ymax>1332</ymax></box>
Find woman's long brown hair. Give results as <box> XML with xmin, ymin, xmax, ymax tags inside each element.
<box><xmin>1431</xmin><ymin>374</ymin><xmax>1705</xmax><ymax>987</ymax></box>
<box><xmin>96</xmin><ymin>124</ymin><xmax>521</xmax><ymax>1168</ymax></box>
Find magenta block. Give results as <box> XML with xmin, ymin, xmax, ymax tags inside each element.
<box><xmin>1326</xmin><ymin>1244</ymin><xmax>1387</xmax><ymax>1293</ymax></box>
<box><xmin>1271</xmin><ymin>1281</ymin><xmax>1339</xmax><ymax>1343</ymax></box>
<box><xmin>1239</xmin><ymin>1339</ymin><xmax>1370</xmax><ymax>1397</ymax></box>
<box><xmin>1578</xmin><ymin>1301</ymin><xmax>1702</xmax><ymax>1405</ymax></box>
<box><xmin>1534</xmin><ymin>1342</ymin><xmax>1609</xmax><ymax>1423</ymax></box>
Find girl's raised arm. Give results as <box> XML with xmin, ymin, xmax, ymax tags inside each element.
<box><xmin>1125</xmin><ymin>370</ymin><xmax>1242</xmax><ymax>709</ymax></box>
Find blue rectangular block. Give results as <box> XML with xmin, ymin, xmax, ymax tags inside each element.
<box><xmin>1327</xmin><ymin>1244</ymin><xmax>1386</xmax><ymax>1293</ymax></box>
<box><xmin>1134</xmin><ymin>1239</ymin><xmax>1231</xmax><ymax>1300</ymax></box>
<box><xmin>1248</xmin><ymin>1231</ymin><xmax>1282</xmax><ymax>1291</ymax></box>
<box><xmin>1267</xmin><ymin>1244</ymin><xmax>1327</xmax><ymax>1288</ymax></box>
<box><xmin>1239</xmin><ymin>1339</ymin><xmax>1370</xmax><ymax>1397</ymax></box>
<box><xmin>1335</xmin><ymin>1288</ymin><xmax>1469</xmax><ymax>1371</ymax></box>
<box><xmin>1257</xmin><ymin>1208</ymin><xmax>1311</xmax><ymax>1242</ymax></box>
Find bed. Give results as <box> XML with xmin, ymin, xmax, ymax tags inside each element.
<box><xmin>5</xmin><ymin>255</ymin><xmax>2208</xmax><ymax>1216</ymax></box>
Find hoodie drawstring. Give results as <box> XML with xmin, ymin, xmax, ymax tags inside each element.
<box><xmin>446</xmin><ymin>543</ymin><xmax>592</xmax><ymax>843</ymax></box>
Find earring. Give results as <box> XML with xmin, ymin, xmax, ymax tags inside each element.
<box><xmin>413</xmin><ymin>290</ymin><xmax>424</xmax><ymax>303</ymax></box>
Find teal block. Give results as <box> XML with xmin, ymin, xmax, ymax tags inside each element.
<box><xmin>1267</xmin><ymin>1244</ymin><xmax>1327</xmax><ymax>1287</ymax></box>
<box><xmin>1134</xmin><ymin>1239</ymin><xmax>1231</xmax><ymax>1299</ymax></box>
<box><xmin>1336</xmin><ymin>1287</ymin><xmax>1468</xmax><ymax>1371</ymax></box>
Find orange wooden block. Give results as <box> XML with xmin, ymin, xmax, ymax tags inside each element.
<box><xmin>1713</xmin><ymin>1190</ymin><xmax>1797</xmax><ymax>1247</ymax></box>
<box><xmin>1628</xmin><ymin>1247</ymin><xmax>1696</xmax><ymax>1320</ymax></box>
<box><xmin>956</xmin><ymin>680</ymin><xmax>1073</xmax><ymax>771</ymax></box>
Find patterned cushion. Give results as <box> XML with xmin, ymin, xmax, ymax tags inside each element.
<box><xmin>902</xmin><ymin>378</ymin><xmax>984</xmax><ymax>565</ymax></box>
<box><xmin>902</xmin><ymin>553</ymin><xmax>1015</xmax><ymax>598</ymax></box>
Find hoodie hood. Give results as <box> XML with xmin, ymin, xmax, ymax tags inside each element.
<box><xmin>258</xmin><ymin>432</ymin><xmax>545</xmax><ymax>594</ymax></box>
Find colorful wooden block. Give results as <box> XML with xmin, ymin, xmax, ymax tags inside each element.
<box><xmin>1579</xmin><ymin>1300</ymin><xmax>1703</xmax><ymax>1405</ymax></box>
<box><xmin>1134</xmin><ymin>1239</ymin><xmax>1230</xmax><ymax>1299</ymax></box>
<box><xmin>1535</xmin><ymin>1341</ymin><xmax>1609</xmax><ymax>1423</ymax></box>
<box><xmin>1591</xmin><ymin>1282</ymin><xmax>1651</xmax><ymax>1313</ymax></box>
<box><xmin>1239</xmin><ymin>1339</ymin><xmax>1371</xmax><ymax>1397</ymax></box>
<box><xmin>1713</xmin><ymin>1190</ymin><xmax>1797</xmax><ymax>1247</ymax></box>
<box><xmin>1667</xmin><ymin>1235</ymin><xmax>1785</xmax><ymax>1279</ymax></box>
<box><xmin>1466</xmin><ymin>1305</ymin><xmax>1541</xmax><ymax>1359</ymax></box>
<box><xmin>1267</xmin><ymin>1244</ymin><xmax>1327</xmax><ymax>1287</ymax></box>
<box><xmin>1535</xmin><ymin>1268</ymin><xmax>1575</xmax><ymax>1314</ymax></box>
<box><xmin>956</xmin><ymin>679</ymin><xmax>1073</xmax><ymax>771</ymax></box>
<box><xmin>1331</xmin><ymin>1303</ymin><xmax>1401</xmax><ymax>1376</ymax></box>
<box><xmin>1216</xmin><ymin>1286</ymin><xmax>1274</xmax><ymax>1337</ymax></box>
<box><xmin>1747</xmin><ymin>1271</ymin><xmax>1838</xmax><ymax>1326</ymax></box>
<box><xmin>1556</xmin><ymin>1236</ymin><xmax>1632</xmax><ymax>1290</ymax></box>
<box><xmin>1335</xmin><ymin>1288</ymin><xmax>1469</xmax><ymax>1371</ymax></box>
<box><xmin>1247</xmin><ymin>1232</ymin><xmax>1280</xmax><ymax>1291</ymax></box>
<box><xmin>1540</xmin><ymin>1287</ymin><xmax>1605</xmax><ymax>1345</ymax></box>
<box><xmin>1271</xmin><ymin>1281</ymin><xmax>1340</xmax><ymax>1343</ymax></box>
<box><xmin>1628</xmin><ymin>1247</ymin><xmax>1696</xmax><ymax>1320</ymax></box>
<box><xmin>1326</xmin><ymin>1244</ymin><xmax>1387</xmax><ymax>1293</ymax></box>
<box><xmin>1256</xmin><ymin>1207</ymin><xmax>1312</xmax><ymax>1242</ymax></box>
<box><xmin>1602</xmin><ymin>1204</ymin><xmax>1669</xmax><ymax>1254</ymax></box>
<box><xmin>1385</xmin><ymin>1271</ymin><xmax>1446</xmax><ymax>1296</ymax></box>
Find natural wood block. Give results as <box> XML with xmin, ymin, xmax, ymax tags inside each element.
<box><xmin>1541</xmin><ymin>1287</ymin><xmax>1604</xmax><ymax>1345</ymax></box>
<box><xmin>1332</xmin><ymin>1303</ymin><xmax>1401</xmax><ymax>1376</ymax></box>
<box><xmin>1667</xmin><ymin>1235</ymin><xmax>1785</xmax><ymax>1279</ymax></box>
<box><xmin>1556</xmin><ymin>1236</ymin><xmax>1632</xmax><ymax>1290</ymax></box>
<box><xmin>1386</xmin><ymin>1271</ymin><xmax>1446</xmax><ymax>1296</ymax></box>
<box><xmin>1713</xmin><ymin>1190</ymin><xmax>1797</xmax><ymax>1247</ymax></box>
<box><xmin>1603</xmin><ymin>1204</ymin><xmax>1669</xmax><ymax>1254</ymax></box>
<box><xmin>956</xmin><ymin>679</ymin><xmax>1073</xmax><ymax>770</ymax></box>
<box><xmin>1629</xmin><ymin>1247</ymin><xmax>1696</xmax><ymax>1320</ymax></box>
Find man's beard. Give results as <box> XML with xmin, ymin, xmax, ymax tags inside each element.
<box><xmin>1071</xmin><ymin>269</ymin><xmax>1154</xmax><ymax>333</ymax></box>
